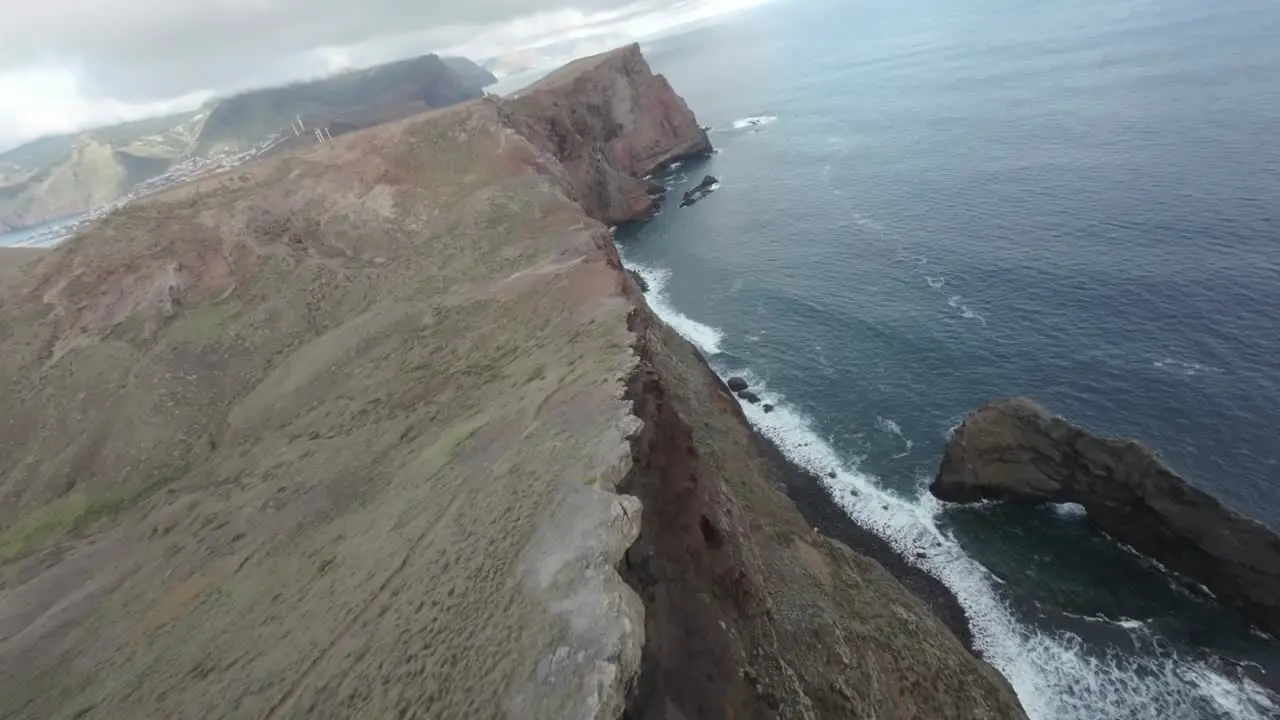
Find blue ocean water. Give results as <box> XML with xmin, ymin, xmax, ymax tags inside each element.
<box><xmin>622</xmin><ymin>0</ymin><xmax>1280</xmax><ymax>717</ymax></box>
<box><xmin>0</xmin><ymin>215</ymin><xmax>82</xmax><ymax>248</ymax></box>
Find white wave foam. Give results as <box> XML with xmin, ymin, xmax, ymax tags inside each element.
<box><xmin>875</xmin><ymin>416</ymin><xmax>913</xmax><ymax>458</ymax></box>
<box><xmin>1154</xmin><ymin>358</ymin><xmax>1222</xmax><ymax>376</ymax></box>
<box><xmin>1052</xmin><ymin>502</ymin><xmax>1088</xmax><ymax>519</ymax></box>
<box><xmin>961</xmin><ymin>307</ymin><xmax>988</xmax><ymax>325</ymax></box>
<box><xmin>875</xmin><ymin>416</ymin><xmax>902</xmax><ymax>437</ymax></box>
<box><xmin>1060</xmin><ymin>610</ymin><xmax>1148</xmax><ymax>631</ymax></box>
<box><xmin>725</xmin><ymin>382</ymin><xmax>1274</xmax><ymax>719</ymax></box>
<box><xmin>615</xmin><ymin>258</ymin><xmax>1275</xmax><ymax>717</ymax></box>
<box><xmin>851</xmin><ymin>213</ymin><xmax>885</xmax><ymax>232</ymax></box>
<box><xmin>926</xmin><ymin>275</ymin><xmax>946</xmax><ymax>289</ymax></box>
<box><xmin>947</xmin><ymin>294</ymin><xmax>988</xmax><ymax>325</ymax></box>
<box><xmin>620</xmin><ymin>258</ymin><xmax>724</xmax><ymax>356</ymax></box>
<box><xmin>1187</xmin><ymin>667</ymin><xmax>1279</xmax><ymax>718</ymax></box>
<box><xmin>943</xmin><ymin>414</ymin><xmax>965</xmax><ymax>440</ymax></box>
<box><xmin>1113</xmin><ymin>540</ymin><xmax>1222</xmax><ymax>601</ymax></box>
<box><xmin>731</xmin><ymin>115</ymin><xmax>778</xmax><ymax>129</ymax></box>
<box><xmin>663</xmin><ymin>172</ymin><xmax>689</xmax><ymax>189</ymax></box>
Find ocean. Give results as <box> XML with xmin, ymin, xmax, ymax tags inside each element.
<box><xmin>3</xmin><ymin>0</ymin><xmax>1277</xmax><ymax>714</ymax></box>
<box><xmin>620</xmin><ymin>0</ymin><xmax>1280</xmax><ymax>717</ymax></box>
<box><xmin>0</xmin><ymin>215</ymin><xmax>83</xmax><ymax>248</ymax></box>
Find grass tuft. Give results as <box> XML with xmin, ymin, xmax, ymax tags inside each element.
<box><xmin>0</xmin><ymin>469</ymin><xmax>185</xmax><ymax>561</ymax></box>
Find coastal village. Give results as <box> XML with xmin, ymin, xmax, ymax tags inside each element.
<box><xmin>9</xmin><ymin>134</ymin><xmax>288</xmax><ymax>248</ymax></box>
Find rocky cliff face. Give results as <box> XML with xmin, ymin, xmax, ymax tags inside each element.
<box><xmin>932</xmin><ymin>397</ymin><xmax>1280</xmax><ymax>638</ymax></box>
<box><xmin>0</xmin><ymin>46</ymin><xmax>1021</xmax><ymax>718</ymax></box>
<box><xmin>501</xmin><ymin>43</ymin><xmax>712</xmax><ymax>225</ymax></box>
<box><xmin>619</xmin><ymin>303</ymin><xmax>1025</xmax><ymax>719</ymax></box>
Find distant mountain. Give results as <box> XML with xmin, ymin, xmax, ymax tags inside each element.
<box><xmin>194</xmin><ymin>54</ymin><xmax>488</xmax><ymax>154</ymax></box>
<box><xmin>442</xmin><ymin>56</ymin><xmax>499</xmax><ymax>89</ymax></box>
<box><xmin>0</xmin><ymin>54</ymin><xmax>491</xmax><ymax>233</ymax></box>
<box><xmin>1</xmin><ymin>135</ymin><xmax>80</xmax><ymax>172</ymax></box>
<box><xmin>0</xmin><ymin>111</ymin><xmax>207</xmax><ymax>172</ymax></box>
<box><xmin>0</xmin><ymin>111</ymin><xmax>208</xmax><ymax>232</ymax></box>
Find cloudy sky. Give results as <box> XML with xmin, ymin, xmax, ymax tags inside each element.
<box><xmin>0</xmin><ymin>0</ymin><xmax>767</xmax><ymax>152</ymax></box>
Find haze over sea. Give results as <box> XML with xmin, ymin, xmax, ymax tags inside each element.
<box><xmin>617</xmin><ymin>0</ymin><xmax>1280</xmax><ymax>717</ymax></box>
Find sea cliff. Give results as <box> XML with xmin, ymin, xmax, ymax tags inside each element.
<box><xmin>0</xmin><ymin>45</ymin><xmax>1022</xmax><ymax>718</ymax></box>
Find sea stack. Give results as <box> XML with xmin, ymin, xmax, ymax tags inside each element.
<box><xmin>931</xmin><ymin>397</ymin><xmax>1280</xmax><ymax>638</ymax></box>
<box><xmin>679</xmin><ymin>175</ymin><xmax>720</xmax><ymax>207</ymax></box>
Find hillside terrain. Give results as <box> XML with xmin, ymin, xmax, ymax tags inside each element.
<box><xmin>0</xmin><ymin>54</ymin><xmax>492</xmax><ymax>234</ymax></box>
<box><xmin>0</xmin><ymin>247</ymin><xmax>46</xmax><ymax>285</ymax></box>
<box><xmin>0</xmin><ymin>45</ymin><xmax>1023</xmax><ymax>718</ymax></box>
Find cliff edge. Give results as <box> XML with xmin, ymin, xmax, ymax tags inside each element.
<box><xmin>0</xmin><ymin>46</ymin><xmax>1021</xmax><ymax>718</ymax></box>
<box><xmin>501</xmin><ymin>44</ymin><xmax>712</xmax><ymax>224</ymax></box>
<box><xmin>932</xmin><ymin>397</ymin><xmax>1280</xmax><ymax>638</ymax></box>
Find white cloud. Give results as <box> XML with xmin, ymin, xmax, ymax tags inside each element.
<box><xmin>0</xmin><ymin>0</ymin><xmax>773</xmax><ymax>153</ymax></box>
<box><xmin>0</xmin><ymin>66</ymin><xmax>213</xmax><ymax>150</ymax></box>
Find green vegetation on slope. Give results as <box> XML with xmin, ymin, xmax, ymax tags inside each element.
<box><xmin>0</xmin><ymin>469</ymin><xmax>183</xmax><ymax>560</ymax></box>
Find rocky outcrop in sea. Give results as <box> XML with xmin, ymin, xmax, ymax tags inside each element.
<box><xmin>932</xmin><ymin>397</ymin><xmax>1280</xmax><ymax>638</ymax></box>
<box><xmin>679</xmin><ymin>175</ymin><xmax>720</xmax><ymax>207</ymax></box>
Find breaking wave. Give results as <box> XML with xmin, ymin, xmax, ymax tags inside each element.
<box><xmin>1052</xmin><ymin>502</ymin><xmax>1088</xmax><ymax>519</ymax></box>
<box><xmin>947</xmin><ymin>294</ymin><xmax>988</xmax><ymax>325</ymax></box>
<box><xmin>732</xmin><ymin>115</ymin><xmax>778</xmax><ymax>129</ymax></box>
<box><xmin>733</xmin><ymin>382</ymin><xmax>1275</xmax><ymax>719</ymax></box>
<box><xmin>622</xmin><ymin>257</ymin><xmax>724</xmax><ymax>356</ymax></box>
<box><xmin>875</xmin><ymin>416</ymin><xmax>914</xmax><ymax>458</ymax></box>
<box><xmin>1154</xmin><ymin>358</ymin><xmax>1222</xmax><ymax>376</ymax></box>
<box><xmin>623</xmin><ymin>257</ymin><xmax>1276</xmax><ymax>720</ymax></box>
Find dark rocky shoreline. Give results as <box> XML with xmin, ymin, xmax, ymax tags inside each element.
<box><xmin>615</xmin><ymin>295</ymin><xmax>1025</xmax><ymax>718</ymax></box>
<box><xmin>700</xmin><ymin>375</ymin><xmax>976</xmax><ymax>649</ymax></box>
<box><xmin>624</xmin><ymin>297</ymin><xmax>977</xmax><ymax>654</ymax></box>
<box><xmin>749</xmin><ymin>414</ymin><xmax>976</xmax><ymax>651</ymax></box>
